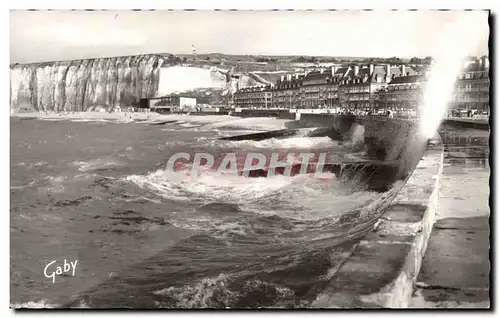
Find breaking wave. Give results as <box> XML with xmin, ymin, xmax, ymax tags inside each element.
<box><xmin>126</xmin><ymin>168</ymin><xmax>298</xmax><ymax>204</ymax></box>
<box><xmin>202</xmin><ymin>117</ymin><xmax>290</xmax><ymax>131</ymax></box>
<box><xmin>11</xmin><ymin>300</ymin><xmax>58</xmax><ymax>309</ymax></box>
<box><xmin>178</xmin><ymin>122</ymin><xmax>202</xmax><ymax>128</ymax></box>
<box><xmin>72</xmin><ymin>159</ymin><xmax>125</xmax><ymax>172</ymax></box>
<box><xmin>213</xmin><ymin>136</ymin><xmax>337</xmax><ymax>149</ymax></box>
<box><xmin>124</xmin><ymin>165</ymin><xmax>381</xmax><ymax>226</ymax></box>
<box><xmin>152</xmin><ymin>273</ymin><xmax>294</xmax><ymax>308</ymax></box>
<box><xmin>10</xmin><ymin>116</ymin><xmax>404</xmax><ymax>308</ymax></box>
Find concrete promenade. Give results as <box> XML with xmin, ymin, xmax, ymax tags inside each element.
<box><xmin>410</xmin><ymin>125</ymin><xmax>490</xmax><ymax>308</ymax></box>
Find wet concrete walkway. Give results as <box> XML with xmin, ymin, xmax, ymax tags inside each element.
<box><xmin>410</xmin><ymin>126</ymin><xmax>490</xmax><ymax>308</ymax></box>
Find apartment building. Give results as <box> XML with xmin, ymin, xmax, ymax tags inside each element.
<box><xmin>233</xmin><ymin>85</ymin><xmax>273</xmax><ymax>109</ymax></box>
<box><xmin>271</xmin><ymin>74</ymin><xmax>303</xmax><ymax>108</ymax></box>
<box><xmin>232</xmin><ymin>62</ymin><xmax>468</xmax><ymax>113</ymax></box>
<box><xmin>300</xmin><ymin>67</ymin><xmax>343</xmax><ymax>108</ymax></box>
<box><xmin>340</xmin><ymin>64</ymin><xmax>418</xmax><ymax>112</ymax></box>
<box><xmin>376</xmin><ymin>74</ymin><xmax>426</xmax><ymax>115</ymax></box>
<box><xmin>375</xmin><ymin>57</ymin><xmax>490</xmax><ymax>116</ymax></box>
<box><xmin>451</xmin><ymin>56</ymin><xmax>490</xmax><ymax>113</ymax></box>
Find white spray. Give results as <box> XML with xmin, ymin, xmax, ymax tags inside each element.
<box><xmin>418</xmin><ymin>11</ymin><xmax>489</xmax><ymax>140</ymax></box>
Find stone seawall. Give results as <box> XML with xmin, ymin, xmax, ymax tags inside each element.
<box><xmin>185</xmin><ymin>110</ymin><xmax>426</xmax><ymax>181</ymax></box>
<box><xmin>229</xmin><ymin>111</ymin><xmax>415</xmax><ymax>161</ymax></box>
<box><xmin>287</xmin><ymin>114</ymin><xmax>421</xmax><ymax>179</ymax></box>
<box><xmin>312</xmin><ymin>136</ymin><xmax>443</xmax><ymax>308</ymax></box>
<box><xmin>227</xmin><ymin>111</ymin><xmax>419</xmax><ymax>170</ymax></box>
<box><xmin>282</xmin><ymin>112</ymin><xmax>442</xmax><ymax>308</ymax></box>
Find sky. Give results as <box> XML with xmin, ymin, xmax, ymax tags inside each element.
<box><xmin>10</xmin><ymin>10</ymin><xmax>490</xmax><ymax>64</ymax></box>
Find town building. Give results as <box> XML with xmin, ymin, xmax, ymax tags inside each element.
<box><xmin>300</xmin><ymin>67</ymin><xmax>343</xmax><ymax>109</ymax></box>
<box><xmin>232</xmin><ymin>59</ymin><xmax>487</xmax><ymax>116</ymax></box>
<box><xmin>233</xmin><ymin>85</ymin><xmax>273</xmax><ymax>109</ymax></box>
<box><xmin>148</xmin><ymin>95</ymin><xmax>197</xmax><ymax>112</ymax></box>
<box><xmin>271</xmin><ymin>74</ymin><xmax>303</xmax><ymax>108</ymax></box>
<box><xmin>450</xmin><ymin>56</ymin><xmax>490</xmax><ymax>114</ymax></box>
<box><xmin>375</xmin><ymin>56</ymin><xmax>490</xmax><ymax>117</ymax></box>
<box><xmin>376</xmin><ymin>74</ymin><xmax>427</xmax><ymax>116</ymax></box>
<box><xmin>340</xmin><ymin>64</ymin><xmax>419</xmax><ymax>113</ymax></box>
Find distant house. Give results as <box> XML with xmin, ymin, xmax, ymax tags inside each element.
<box><xmin>300</xmin><ymin>67</ymin><xmax>344</xmax><ymax>109</ymax></box>
<box><xmin>234</xmin><ymin>85</ymin><xmax>273</xmax><ymax>109</ymax></box>
<box><xmin>147</xmin><ymin>95</ymin><xmax>197</xmax><ymax>112</ymax></box>
<box><xmin>376</xmin><ymin>74</ymin><xmax>426</xmax><ymax>115</ymax></box>
<box><xmin>271</xmin><ymin>74</ymin><xmax>303</xmax><ymax>109</ymax></box>
<box><xmin>376</xmin><ymin>56</ymin><xmax>490</xmax><ymax>116</ymax></box>
<box><xmin>339</xmin><ymin>64</ymin><xmax>419</xmax><ymax>112</ymax></box>
<box><xmin>450</xmin><ymin>56</ymin><xmax>490</xmax><ymax>114</ymax></box>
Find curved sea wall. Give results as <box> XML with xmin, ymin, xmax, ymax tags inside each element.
<box><xmin>230</xmin><ymin>111</ymin><xmax>419</xmax><ymax>170</ymax></box>
<box><xmin>232</xmin><ymin>112</ymin><xmax>440</xmax><ymax>308</ymax></box>
<box><xmin>275</xmin><ymin>113</ymin><xmax>441</xmax><ymax>308</ymax></box>
<box><xmin>10</xmin><ymin>55</ymin><xmax>167</xmax><ymax>112</ymax></box>
<box><xmin>217</xmin><ymin>111</ymin><xmax>441</xmax><ymax>307</ymax></box>
<box><xmin>283</xmin><ymin>114</ymin><xmax>426</xmax><ymax>181</ymax></box>
<box><xmin>312</xmin><ymin>135</ymin><xmax>443</xmax><ymax>308</ymax></box>
<box><xmin>229</xmin><ymin>111</ymin><xmax>424</xmax><ymax>180</ymax></box>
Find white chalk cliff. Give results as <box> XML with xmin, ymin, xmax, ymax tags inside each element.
<box><xmin>10</xmin><ymin>54</ymin><xmax>268</xmax><ymax>113</ymax></box>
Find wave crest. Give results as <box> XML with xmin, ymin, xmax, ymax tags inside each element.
<box><xmin>126</xmin><ymin>168</ymin><xmax>299</xmax><ymax>203</ymax></box>
<box><xmin>153</xmin><ymin>274</ymin><xmax>237</xmax><ymax>308</ymax></box>
<box><xmin>210</xmin><ymin>136</ymin><xmax>337</xmax><ymax>149</ymax></box>
<box><xmin>152</xmin><ymin>274</ymin><xmax>294</xmax><ymax>308</ymax></box>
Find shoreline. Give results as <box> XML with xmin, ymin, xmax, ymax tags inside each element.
<box><xmin>10</xmin><ymin>111</ymin><xmax>233</xmax><ymax>123</ymax></box>
<box><xmin>10</xmin><ymin>111</ymin><xmax>291</xmax><ymax>131</ymax></box>
<box><xmin>10</xmin><ymin>111</ymin><xmax>163</xmax><ymax>121</ymax></box>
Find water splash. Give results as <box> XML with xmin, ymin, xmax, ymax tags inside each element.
<box><xmin>419</xmin><ymin>12</ymin><xmax>488</xmax><ymax>140</ymax></box>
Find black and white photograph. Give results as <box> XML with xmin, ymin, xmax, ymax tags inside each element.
<box><xmin>8</xmin><ymin>7</ymin><xmax>491</xmax><ymax>310</ymax></box>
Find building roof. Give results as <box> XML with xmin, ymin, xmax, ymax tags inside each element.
<box><xmin>303</xmin><ymin>69</ymin><xmax>333</xmax><ymax>81</ymax></box>
<box><xmin>338</xmin><ymin>64</ymin><xmax>420</xmax><ymax>85</ymax></box>
<box><xmin>388</xmin><ymin>74</ymin><xmax>426</xmax><ymax>85</ymax></box>
<box><xmin>235</xmin><ymin>63</ymin><xmax>424</xmax><ymax>90</ymax></box>
<box><xmin>371</xmin><ymin>66</ymin><xmax>387</xmax><ymax>80</ymax></box>
<box><xmin>333</xmin><ymin>67</ymin><xmax>349</xmax><ymax>77</ymax></box>
<box><xmin>273</xmin><ymin>73</ymin><xmax>305</xmax><ymax>90</ymax></box>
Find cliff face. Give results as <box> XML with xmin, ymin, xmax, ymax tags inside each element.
<box><xmin>10</xmin><ymin>54</ymin><xmax>166</xmax><ymax>112</ymax></box>
<box><xmin>10</xmin><ymin>54</ymin><xmax>272</xmax><ymax>113</ymax></box>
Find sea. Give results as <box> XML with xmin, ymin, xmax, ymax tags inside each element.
<box><xmin>10</xmin><ymin>116</ymin><xmax>399</xmax><ymax>308</ymax></box>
